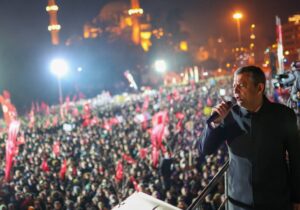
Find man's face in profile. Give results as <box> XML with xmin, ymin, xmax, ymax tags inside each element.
<box><xmin>233</xmin><ymin>72</ymin><xmax>263</xmax><ymax>111</ymax></box>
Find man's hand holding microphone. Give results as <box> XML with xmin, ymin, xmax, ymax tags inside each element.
<box><xmin>207</xmin><ymin>99</ymin><xmax>235</xmax><ymax>128</ymax></box>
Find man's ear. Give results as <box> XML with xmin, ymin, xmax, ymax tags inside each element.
<box><xmin>257</xmin><ymin>83</ymin><xmax>265</xmax><ymax>94</ymax></box>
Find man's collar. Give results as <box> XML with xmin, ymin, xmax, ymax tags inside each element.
<box><xmin>239</xmin><ymin>96</ymin><xmax>270</xmax><ymax>117</ymax></box>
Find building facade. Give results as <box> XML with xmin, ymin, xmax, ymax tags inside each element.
<box><xmin>282</xmin><ymin>14</ymin><xmax>300</xmax><ymax>62</ymax></box>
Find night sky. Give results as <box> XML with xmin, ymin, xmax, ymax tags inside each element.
<box><xmin>0</xmin><ymin>0</ymin><xmax>299</xmax><ymax>112</ymax></box>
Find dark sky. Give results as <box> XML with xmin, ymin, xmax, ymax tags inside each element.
<box><xmin>0</xmin><ymin>0</ymin><xmax>299</xmax><ymax>112</ymax></box>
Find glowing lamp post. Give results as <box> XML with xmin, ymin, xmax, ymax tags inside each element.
<box><xmin>50</xmin><ymin>58</ymin><xmax>69</xmax><ymax>104</ymax></box>
<box><xmin>233</xmin><ymin>12</ymin><xmax>243</xmax><ymax>47</ymax></box>
<box><xmin>154</xmin><ymin>60</ymin><xmax>167</xmax><ymax>73</ymax></box>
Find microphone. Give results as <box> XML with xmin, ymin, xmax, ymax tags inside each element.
<box><xmin>206</xmin><ymin>97</ymin><xmax>236</xmax><ymax>124</ymax></box>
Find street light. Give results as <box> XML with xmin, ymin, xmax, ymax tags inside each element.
<box><xmin>50</xmin><ymin>58</ymin><xmax>69</xmax><ymax>104</ymax></box>
<box><xmin>233</xmin><ymin>12</ymin><xmax>243</xmax><ymax>47</ymax></box>
<box><xmin>154</xmin><ymin>60</ymin><xmax>167</xmax><ymax>73</ymax></box>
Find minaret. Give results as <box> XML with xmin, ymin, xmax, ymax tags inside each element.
<box><xmin>46</xmin><ymin>0</ymin><xmax>61</xmax><ymax>45</ymax></box>
<box><xmin>128</xmin><ymin>0</ymin><xmax>143</xmax><ymax>45</ymax></box>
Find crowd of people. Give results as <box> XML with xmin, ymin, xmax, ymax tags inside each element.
<box><xmin>0</xmin><ymin>76</ymin><xmax>238</xmax><ymax>210</ymax></box>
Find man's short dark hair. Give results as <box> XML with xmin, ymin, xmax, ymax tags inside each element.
<box><xmin>235</xmin><ymin>66</ymin><xmax>266</xmax><ymax>87</ymax></box>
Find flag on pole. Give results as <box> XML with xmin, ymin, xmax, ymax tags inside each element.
<box><xmin>5</xmin><ymin>120</ymin><xmax>20</xmax><ymax>181</ymax></box>
<box><xmin>59</xmin><ymin>159</ymin><xmax>67</xmax><ymax>180</ymax></box>
<box><xmin>2</xmin><ymin>90</ymin><xmax>10</xmax><ymax>100</ymax></box>
<box><xmin>139</xmin><ymin>148</ymin><xmax>148</xmax><ymax>159</ymax></box>
<box><xmin>115</xmin><ymin>160</ymin><xmax>123</xmax><ymax>182</ymax></box>
<box><xmin>150</xmin><ymin>111</ymin><xmax>169</xmax><ymax>167</ymax></box>
<box><xmin>151</xmin><ymin>147</ymin><xmax>159</xmax><ymax>168</ymax></box>
<box><xmin>124</xmin><ymin>71</ymin><xmax>138</xmax><ymax>90</ymax></box>
<box><xmin>41</xmin><ymin>159</ymin><xmax>50</xmax><ymax>172</ymax></box>
<box><xmin>1</xmin><ymin>91</ymin><xmax>18</xmax><ymax>127</ymax></box>
<box><xmin>276</xmin><ymin>16</ymin><xmax>284</xmax><ymax>74</ymax></box>
<box><xmin>52</xmin><ymin>116</ymin><xmax>58</xmax><ymax>127</ymax></box>
<box><xmin>122</xmin><ymin>154</ymin><xmax>137</xmax><ymax>164</ymax></box>
<box><xmin>142</xmin><ymin>96</ymin><xmax>150</xmax><ymax>112</ymax></box>
<box><xmin>53</xmin><ymin>141</ymin><xmax>60</xmax><ymax>157</ymax></box>
<box><xmin>29</xmin><ymin>104</ymin><xmax>35</xmax><ymax>128</ymax></box>
<box><xmin>152</xmin><ymin>111</ymin><xmax>168</xmax><ymax>127</ymax></box>
<box><xmin>130</xmin><ymin>176</ymin><xmax>141</xmax><ymax>192</ymax></box>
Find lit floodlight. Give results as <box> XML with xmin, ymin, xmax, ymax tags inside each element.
<box><xmin>233</xmin><ymin>12</ymin><xmax>243</xmax><ymax>20</ymax></box>
<box><xmin>220</xmin><ymin>89</ymin><xmax>226</xmax><ymax>96</ymax></box>
<box><xmin>154</xmin><ymin>60</ymin><xmax>167</xmax><ymax>73</ymax></box>
<box><xmin>202</xmin><ymin>86</ymin><xmax>208</xmax><ymax>92</ymax></box>
<box><xmin>50</xmin><ymin>59</ymin><xmax>69</xmax><ymax>78</ymax></box>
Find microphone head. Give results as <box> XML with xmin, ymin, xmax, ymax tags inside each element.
<box><xmin>229</xmin><ymin>97</ymin><xmax>237</xmax><ymax>106</ymax></box>
<box><xmin>222</xmin><ymin>96</ymin><xmax>236</xmax><ymax>106</ymax></box>
<box><xmin>206</xmin><ymin>96</ymin><xmax>236</xmax><ymax>125</ymax></box>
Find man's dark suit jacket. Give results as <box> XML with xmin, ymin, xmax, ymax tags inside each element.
<box><xmin>200</xmin><ymin>97</ymin><xmax>300</xmax><ymax>210</ymax></box>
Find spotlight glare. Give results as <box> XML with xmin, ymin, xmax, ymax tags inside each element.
<box><xmin>154</xmin><ymin>60</ymin><xmax>167</xmax><ymax>73</ymax></box>
<box><xmin>50</xmin><ymin>59</ymin><xmax>69</xmax><ymax>78</ymax></box>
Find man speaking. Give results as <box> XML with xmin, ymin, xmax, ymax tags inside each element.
<box><xmin>200</xmin><ymin>66</ymin><xmax>300</xmax><ymax>210</ymax></box>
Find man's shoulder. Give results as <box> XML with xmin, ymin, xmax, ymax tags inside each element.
<box><xmin>269</xmin><ymin>100</ymin><xmax>291</xmax><ymax>110</ymax></box>
<box><xmin>268</xmin><ymin>101</ymin><xmax>295</xmax><ymax>116</ymax></box>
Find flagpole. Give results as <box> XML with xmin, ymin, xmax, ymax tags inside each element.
<box><xmin>57</xmin><ymin>78</ymin><xmax>63</xmax><ymax>105</ymax></box>
<box><xmin>276</xmin><ymin>16</ymin><xmax>284</xmax><ymax>74</ymax></box>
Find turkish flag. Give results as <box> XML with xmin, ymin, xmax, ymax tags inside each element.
<box><xmin>65</xmin><ymin>96</ymin><xmax>70</xmax><ymax>113</ymax></box>
<box><xmin>60</xmin><ymin>106</ymin><xmax>65</xmax><ymax>121</ymax></box>
<box><xmin>109</xmin><ymin>117</ymin><xmax>119</xmax><ymax>126</ymax></box>
<box><xmin>115</xmin><ymin>160</ymin><xmax>123</xmax><ymax>182</ymax></box>
<box><xmin>29</xmin><ymin>107</ymin><xmax>35</xmax><ymax>128</ymax></box>
<box><xmin>130</xmin><ymin>176</ymin><xmax>140</xmax><ymax>192</ymax></box>
<box><xmin>175</xmin><ymin>112</ymin><xmax>185</xmax><ymax>120</ymax></box>
<box><xmin>82</xmin><ymin>103</ymin><xmax>91</xmax><ymax>126</ymax></box>
<box><xmin>52</xmin><ymin>116</ymin><xmax>58</xmax><ymax>127</ymax></box>
<box><xmin>41</xmin><ymin>101</ymin><xmax>49</xmax><ymax>114</ymax></box>
<box><xmin>53</xmin><ymin>141</ymin><xmax>60</xmax><ymax>156</ymax></box>
<box><xmin>198</xmin><ymin>100</ymin><xmax>203</xmax><ymax>109</ymax></box>
<box><xmin>84</xmin><ymin>103</ymin><xmax>91</xmax><ymax>115</ymax></box>
<box><xmin>35</xmin><ymin>102</ymin><xmax>40</xmax><ymax>113</ymax></box>
<box><xmin>176</xmin><ymin>119</ymin><xmax>183</xmax><ymax>132</ymax></box>
<box><xmin>122</xmin><ymin>154</ymin><xmax>136</xmax><ymax>164</ymax></box>
<box><xmin>5</xmin><ymin>120</ymin><xmax>20</xmax><ymax>181</ymax></box>
<box><xmin>72</xmin><ymin>107</ymin><xmax>79</xmax><ymax>117</ymax></box>
<box><xmin>72</xmin><ymin>95</ymin><xmax>77</xmax><ymax>102</ymax></box>
<box><xmin>41</xmin><ymin>159</ymin><xmax>50</xmax><ymax>172</ymax></box>
<box><xmin>135</xmin><ymin>104</ymin><xmax>141</xmax><ymax>113</ymax></box>
<box><xmin>59</xmin><ymin>159</ymin><xmax>67</xmax><ymax>180</ymax></box>
<box><xmin>103</xmin><ymin>122</ymin><xmax>111</xmax><ymax>131</ymax></box>
<box><xmin>152</xmin><ymin>111</ymin><xmax>168</xmax><ymax>127</ymax></box>
<box><xmin>172</xmin><ymin>89</ymin><xmax>181</xmax><ymax>101</ymax></box>
<box><xmin>2</xmin><ymin>102</ymin><xmax>18</xmax><ymax>127</ymax></box>
<box><xmin>72</xmin><ymin>166</ymin><xmax>77</xmax><ymax>176</ymax></box>
<box><xmin>206</xmin><ymin>97</ymin><xmax>213</xmax><ymax>107</ymax></box>
<box><xmin>3</xmin><ymin>90</ymin><xmax>10</xmax><ymax>100</ymax></box>
<box><xmin>151</xmin><ymin>124</ymin><xmax>165</xmax><ymax>149</ymax></box>
<box><xmin>151</xmin><ymin>147</ymin><xmax>159</xmax><ymax>168</ymax></box>
<box><xmin>150</xmin><ymin>111</ymin><xmax>169</xmax><ymax>168</ymax></box>
<box><xmin>142</xmin><ymin>114</ymin><xmax>148</xmax><ymax>130</ymax></box>
<box><xmin>44</xmin><ymin>119</ymin><xmax>50</xmax><ymax>129</ymax></box>
<box><xmin>78</xmin><ymin>92</ymin><xmax>85</xmax><ymax>100</ymax></box>
<box><xmin>82</xmin><ymin>118</ymin><xmax>91</xmax><ymax>127</ymax></box>
<box><xmin>142</xmin><ymin>96</ymin><xmax>150</xmax><ymax>112</ymax></box>
<box><xmin>90</xmin><ymin>116</ymin><xmax>100</xmax><ymax>126</ymax></box>
<box><xmin>139</xmin><ymin>148</ymin><xmax>148</xmax><ymax>159</ymax></box>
